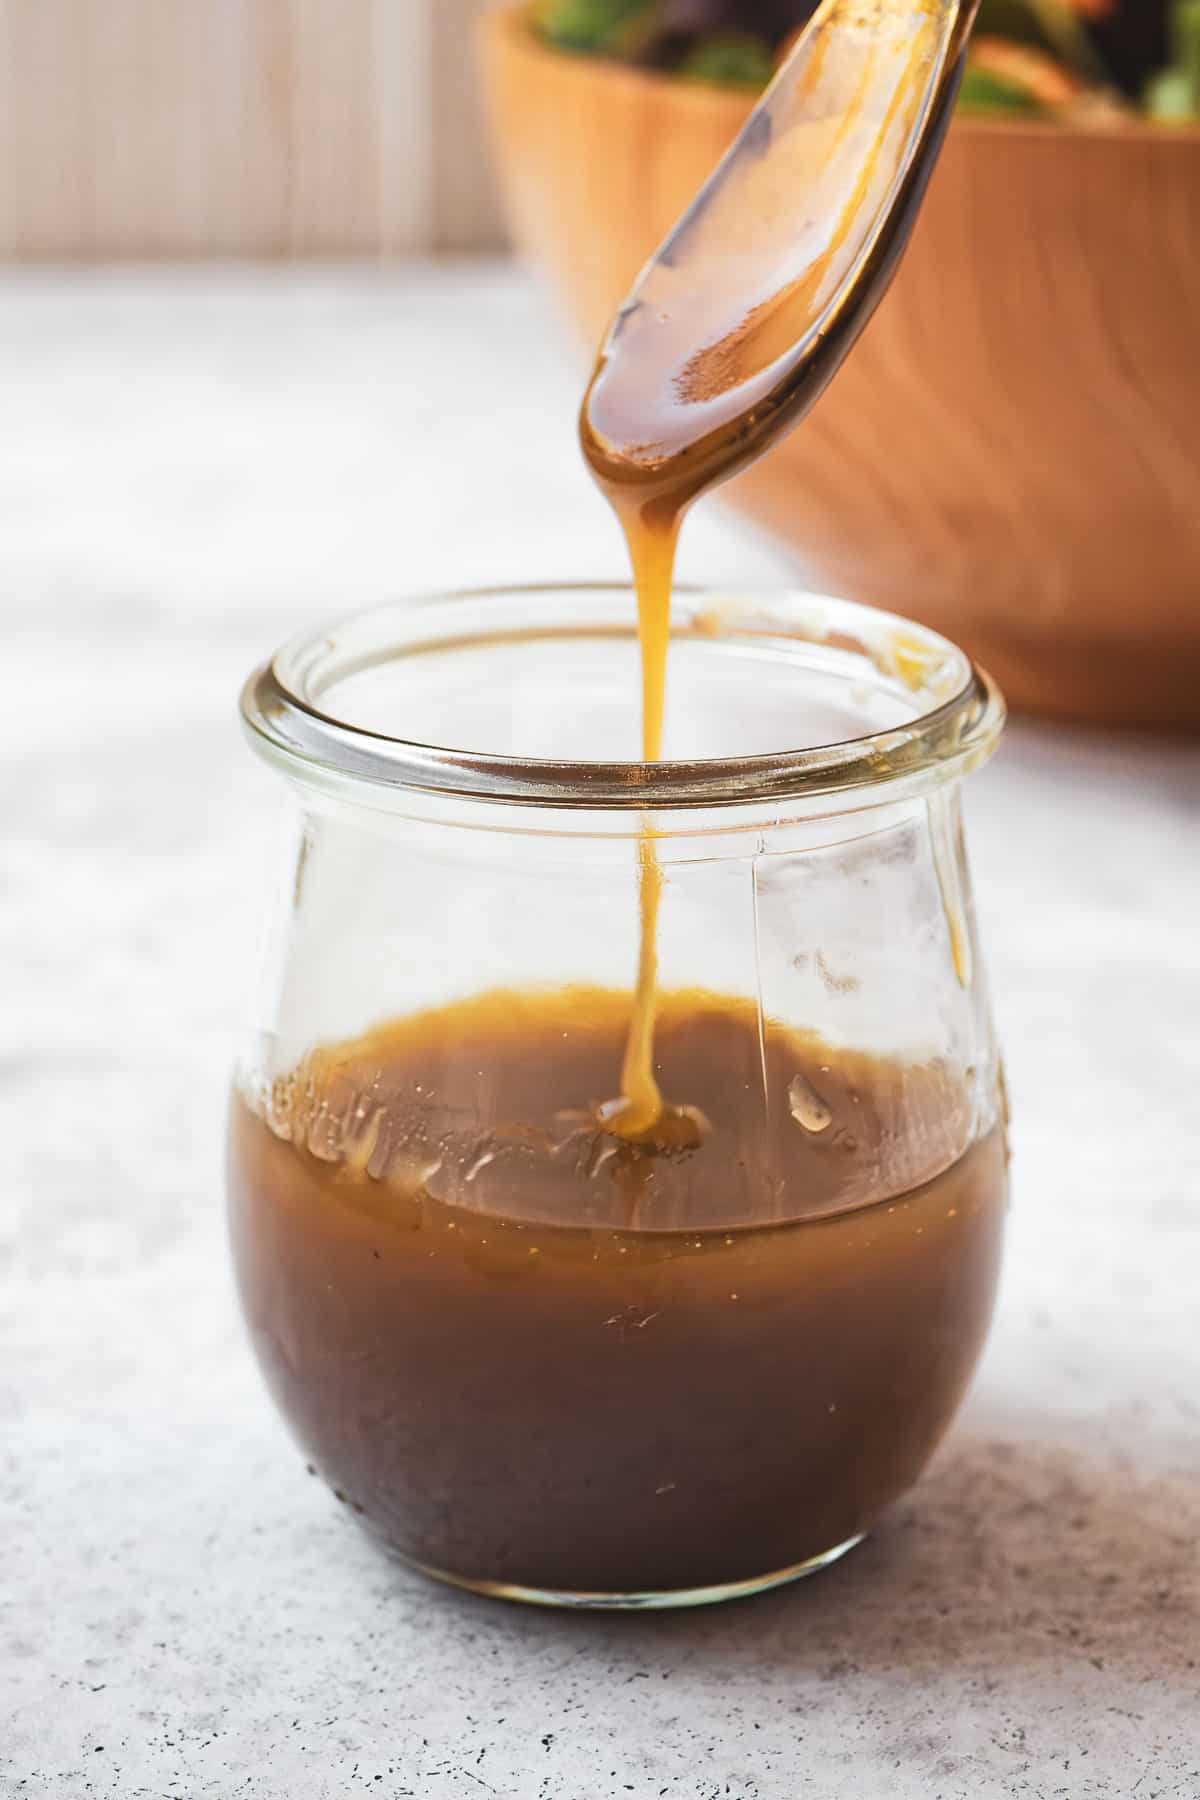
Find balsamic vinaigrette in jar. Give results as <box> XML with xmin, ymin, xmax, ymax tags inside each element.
<box><xmin>229</xmin><ymin>994</ymin><xmax>1005</xmax><ymax>1596</ymax></box>
<box><xmin>229</xmin><ymin>0</ymin><xmax>1004</xmax><ymax>1599</ymax></box>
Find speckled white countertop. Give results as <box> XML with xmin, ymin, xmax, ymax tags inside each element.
<box><xmin>2</xmin><ymin>267</ymin><xmax>1198</xmax><ymax>1800</ymax></box>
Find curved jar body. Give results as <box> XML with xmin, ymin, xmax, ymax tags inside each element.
<box><xmin>228</xmin><ymin>585</ymin><xmax>1008</xmax><ymax>1607</ymax></box>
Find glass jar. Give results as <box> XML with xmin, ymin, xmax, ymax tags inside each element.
<box><xmin>228</xmin><ymin>583</ymin><xmax>1007</xmax><ymax>1610</ymax></box>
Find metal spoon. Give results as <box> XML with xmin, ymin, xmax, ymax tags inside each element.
<box><xmin>581</xmin><ymin>0</ymin><xmax>981</xmax><ymax>509</ymax></box>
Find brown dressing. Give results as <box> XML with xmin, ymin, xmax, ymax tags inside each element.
<box><xmin>229</xmin><ymin>991</ymin><xmax>1006</xmax><ymax>1596</ymax></box>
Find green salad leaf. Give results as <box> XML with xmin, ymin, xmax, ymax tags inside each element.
<box><xmin>679</xmin><ymin>32</ymin><xmax>775</xmax><ymax>88</ymax></box>
<box><xmin>1146</xmin><ymin>0</ymin><xmax>1200</xmax><ymax>119</ymax></box>
<box><xmin>958</xmin><ymin>63</ymin><xmax>1047</xmax><ymax>115</ymax></box>
<box><xmin>531</xmin><ymin>0</ymin><xmax>658</xmax><ymax>55</ymax></box>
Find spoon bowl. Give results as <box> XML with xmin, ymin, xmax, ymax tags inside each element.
<box><xmin>582</xmin><ymin>0</ymin><xmax>981</xmax><ymax>507</ymax></box>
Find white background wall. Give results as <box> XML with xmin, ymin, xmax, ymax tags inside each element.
<box><xmin>0</xmin><ymin>0</ymin><xmax>504</xmax><ymax>255</ymax></box>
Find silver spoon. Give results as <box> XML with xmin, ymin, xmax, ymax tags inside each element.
<box><xmin>582</xmin><ymin>0</ymin><xmax>982</xmax><ymax>508</ymax></box>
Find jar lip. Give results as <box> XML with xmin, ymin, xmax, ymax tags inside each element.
<box><xmin>241</xmin><ymin>583</ymin><xmax>1005</xmax><ymax>812</ymax></box>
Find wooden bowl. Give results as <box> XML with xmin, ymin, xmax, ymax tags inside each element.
<box><xmin>481</xmin><ymin>4</ymin><xmax>1200</xmax><ymax>728</ymax></box>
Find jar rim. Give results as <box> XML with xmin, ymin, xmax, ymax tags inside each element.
<box><xmin>241</xmin><ymin>583</ymin><xmax>1005</xmax><ymax>812</ymax></box>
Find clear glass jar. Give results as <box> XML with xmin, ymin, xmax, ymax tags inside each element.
<box><xmin>228</xmin><ymin>584</ymin><xmax>1008</xmax><ymax>1610</ymax></box>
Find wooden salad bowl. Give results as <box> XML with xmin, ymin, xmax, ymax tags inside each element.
<box><xmin>481</xmin><ymin>3</ymin><xmax>1200</xmax><ymax>729</ymax></box>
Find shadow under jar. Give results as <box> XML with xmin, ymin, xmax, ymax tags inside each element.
<box><xmin>229</xmin><ymin>584</ymin><xmax>1009</xmax><ymax>1609</ymax></box>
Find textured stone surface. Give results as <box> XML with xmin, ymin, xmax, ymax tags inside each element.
<box><xmin>2</xmin><ymin>268</ymin><xmax>1198</xmax><ymax>1800</ymax></box>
